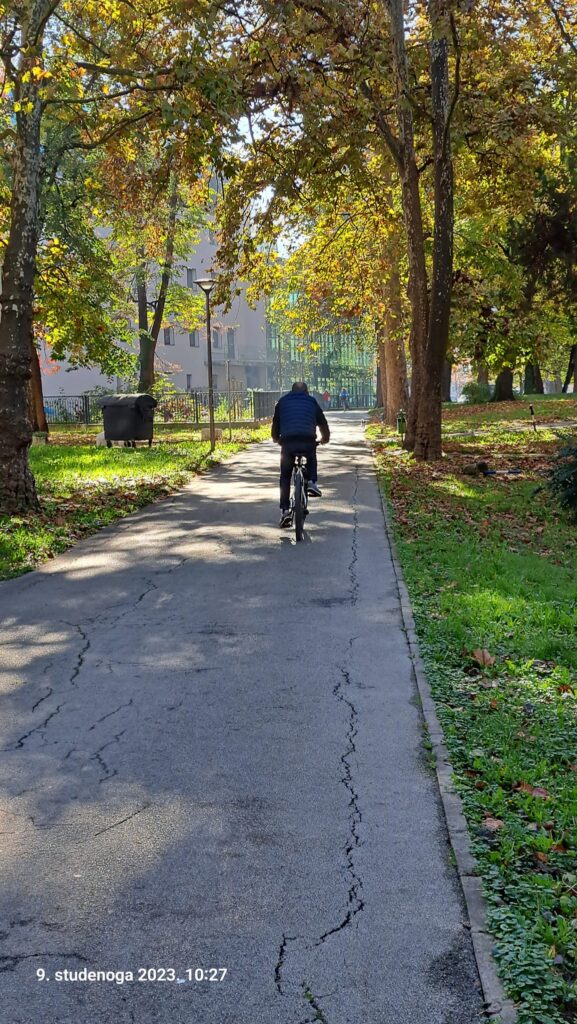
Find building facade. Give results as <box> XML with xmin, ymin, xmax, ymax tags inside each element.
<box><xmin>40</xmin><ymin>232</ymin><xmax>275</xmax><ymax>397</ymax></box>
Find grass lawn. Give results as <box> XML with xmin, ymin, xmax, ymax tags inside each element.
<box><xmin>0</xmin><ymin>425</ymin><xmax>270</xmax><ymax>580</ymax></box>
<box><xmin>370</xmin><ymin>396</ymin><xmax>577</xmax><ymax>1024</ymax></box>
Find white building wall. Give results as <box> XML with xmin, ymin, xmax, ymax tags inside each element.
<box><xmin>41</xmin><ymin>232</ymin><xmax>274</xmax><ymax>397</ymax></box>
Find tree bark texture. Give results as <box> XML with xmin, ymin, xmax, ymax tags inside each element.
<box><xmin>138</xmin><ymin>177</ymin><xmax>179</xmax><ymax>393</ymax></box>
<box><xmin>383</xmin><ymin>0</ymin><xmax>429</xmax><ymax>452</ymax></box>
<box><xmin>476</xmin><ymin>362</ymin><xmax>489</xmax><ymax>385</ymax></box>
<box><xmin>382</xmin><ymin>269</ymin><xmax>409</xmax><ymax>426</ymax></box>
<box><xmin>524</xmin><ymin>362</ymin><xmax>544</xmax><ymax>394</ymax></box>
<box><xmin>30</xmin><ymin>336</ymin><xmax>48</xmax><ymax>434</ymax></box>
<box><xmin>493</xmin><ymin>367</ymin><xmax>514</xmax><ymax>402</ymax></box>
<box><xmin>0</xmin><ymin>46</ymin><xmax>44</xmax><ymax>510</ymax></box>
<box><xmin>380</xmin><ymin>0</ymin><xmax>454</xmax><ymax>459</ymax></box>
<box><xmin>412</xmin><ymin>3</ymin><xmax>454</xmax><ymax>461</ymax></box>
<box><xmin>562</xmin><ymin>345</ymin><xmax>576</xmax><ymax>393</ymax></box>
<box><xmin>442</xmin><ymin>358</ymin><xmax>452</xmax><ymax>402</ymax></box>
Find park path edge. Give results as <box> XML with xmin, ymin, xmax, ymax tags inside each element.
<box><xmin>374</xmin><ymin>453</ymin><xmax>518</xmax><ymax>1024</ymax></box>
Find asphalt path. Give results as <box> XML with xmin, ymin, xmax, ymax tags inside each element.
<box><xmin>0</xmin><ymin>412</ymin><xmax>483</xmax><ymax>1023</ymax></box>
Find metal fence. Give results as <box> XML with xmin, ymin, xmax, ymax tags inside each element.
<box><xmin>43</xmin><ymin>387</ymin><xmax>377</xmax><ymax>426</ymax></box>
<box><xmin>44</xmin><ymin>391</ymin><xmax>258</xmax><ymax>426</ymax></box>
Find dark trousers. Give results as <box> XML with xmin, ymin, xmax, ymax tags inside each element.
<box><xmin>279</xmin><ymin>442</ymin><xmax>317</xmax><ymax>509</ymax></box>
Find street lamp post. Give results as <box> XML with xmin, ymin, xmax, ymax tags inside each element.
<box><xmin>194</xmin><ymin>277</ymin><xmax>216</xmax><ymax>451</ymax></box>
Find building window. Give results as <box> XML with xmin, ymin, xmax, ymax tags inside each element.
<box><xmin>189</xmin><ymin>330</ymin><xmax>199</xmax><ymax>347</ymax></box>
<box><xmin>186</xmin><ymin>267</ymin><xmax>196</xmax><ymax>288</ymax></box>
<box><xmin>212</xmin><ymin>328</ymin><xmax>221</xmax><ymax>348</ymax></box>
<box><xmin>246</xmin><ymin>365</ymin><xmax>259</xmax><ymax>388</ymax></box>
<box><xmin>186</xmin><ymin>374</ymin><xmax>192</xmax><ymax>391</ymax></box>
<box><xmin>227</xmin><ymin>328</ymin><xmax>235</xmax><ymax>358</ymax></box>
<box><xmin>163</xmin><ymin>326</ymin><xmax>174</xmax><ymax>346</ymax></box>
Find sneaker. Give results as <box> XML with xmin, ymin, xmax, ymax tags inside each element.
<box><xmin>279</xmin><ymin>509</ymin><xmax>292</xmax><ymax>528</ymax></box>
<box><xmin>307</xmin><ymin>481</ymin><xmax>322</xmax><ymax>497</ymax></box>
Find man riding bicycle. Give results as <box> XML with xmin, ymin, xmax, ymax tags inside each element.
<box><xmin>271</xmin><ymin>382</ymin><xmax>330</xmax><ymax>528</ymax></box>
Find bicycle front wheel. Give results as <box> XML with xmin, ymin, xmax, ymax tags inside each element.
<box><xmin>294</xmin><ymin>471</ymin><xmax>305</xmax><ymax>542</ymax></box>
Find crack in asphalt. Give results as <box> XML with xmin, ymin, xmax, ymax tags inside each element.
<box><xmin>303</xmin><ymin>986</ymin><xmax>330</xmax><ymax>1023</ymax></box>
<box><xmin>92</xmin><ymin>804</ymin><xmax>150</xmax><ymax>838</ymax></box>
<box><xmin>275</xmin><ymin>475</ymin><xmax>364</xmax><ymax>1005</ymax></box>
<box><xmin>104</xmin><ymin>579</ymin><xmax>159</xmax><ymax>627</ymax></box>
<box><xmin>90</xmin><ymin>729</ymin><xmax>126</xmax><ymax>783</ymax></box>
<box><xmin>316</xmin><ymin>665</ymin><xmax>364</xmax><ymax>945</ymax></box>
<box><xmin>7</xmin><ymin>703</ymin><xmax>68</xmax><ymax>751</ymax></box>
<box><xmin>88</xmin><ymin>700</ymin><xmax>133</xmax><ymax>731</ymax></box>
<box><xmin>0</xmin><ymin>952</ymin><xmax>88</xmax><ymax>973</ymax></box>
<box><xmin>274</xmin><ymin>933</ymin><xmax>297</xmax><ymax>994</ymax></box>
<box><xmin>31</xmin><ymin>687</ymin><xmax>53</xmax><ymax>713</ymax></box>
<box><xmin>66</xmin><ymin>623</ymin><xmax>91</xmax><ymax>687</ymax></box>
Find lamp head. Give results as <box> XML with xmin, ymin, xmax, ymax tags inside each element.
<box><xmin>195</xmin><ymin>277</ymin><xmax>216</xmax><ymax>295</ymax></box>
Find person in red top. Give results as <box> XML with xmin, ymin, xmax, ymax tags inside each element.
<box><xmin>322</xmin><ymin>389</ymin><xmax>331</xmax><ymax>410</ymax></box>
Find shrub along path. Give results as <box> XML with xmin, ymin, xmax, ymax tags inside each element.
<box><xmin>371</xmin><ymin>400</ymin><xmax>577</xmax><ymax>1024</ymax></box>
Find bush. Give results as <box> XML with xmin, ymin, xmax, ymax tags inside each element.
<box><xmin>461</xmin><ymin>381</ymin><xmax>493</xmax><ymax>404</ymax></box>
<box><xmin>548</xmin><ymin>433</ymin><xmax>577</xmax><ymax>515</ymax></box>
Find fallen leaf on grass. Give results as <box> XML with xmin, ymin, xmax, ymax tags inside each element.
<box><xmin>534</xmin><ymin>851</ymin><xmax>549</xmax><ymax>864</ymax></box>
<box><xmin>483</xmin><ymin>817</ymin><xmax>504</xmax><ymax>832</ymax></box>
<box><xmin>472</xmin><ymin>648</ymin><xmax>496</xmax><ymax>667</ymax></box>
<box><xmin>514</xmin><ymin>782</ymin><xmax>551</xmax><ymax>799</ymax></box>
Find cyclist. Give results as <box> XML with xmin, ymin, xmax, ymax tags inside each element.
<box><xmin>271</xmin><ymin>382</ymin><xmax>330</xmax><ymax>528</ymax></box>
<box><xmin>339</xmin><ymin>386</ymin><xmax>350</xmax><ymax>410</ymax></box>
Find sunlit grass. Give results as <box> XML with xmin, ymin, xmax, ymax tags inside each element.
<box><xmin>372</xmin><ymin>407</ymin><xmax>577</xmax><ymax>1023</ymax></box>
<box><xmin>0</xmin><ymin>426</ymin><xmax>270</xmax><ymax>579</ymax></box>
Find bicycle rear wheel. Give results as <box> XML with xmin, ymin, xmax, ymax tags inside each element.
<box><xmin>294</xmin><ymin>470</ymin><xmax>305</xmax><ymax>542</ymax></box>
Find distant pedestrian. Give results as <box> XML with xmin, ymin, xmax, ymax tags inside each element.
<box><xmin>322</xmin><ymin>389</ymin><xmax>331</xmax><ymax>410</ymax></box>
<box><xmin>339</xmin><ymin>386</ymin><xmax>350</xmax><ymax>410</ymax></box>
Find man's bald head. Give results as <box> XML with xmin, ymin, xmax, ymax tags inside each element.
<box><xmin>291</xmin><ymin>381</ymin><xmax>308</xmax><ymax>393</ymax></box>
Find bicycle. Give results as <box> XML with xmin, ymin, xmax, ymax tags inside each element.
<box><xmin>290</xmin><ymin>452</ymin><xmax>310</xmax><ymax>542</ymax></box>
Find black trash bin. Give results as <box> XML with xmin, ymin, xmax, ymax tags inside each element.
<box><xmin>98</xmin><ymin>394</ymin><xmax>157</xmax><ymax>448</ymax></box>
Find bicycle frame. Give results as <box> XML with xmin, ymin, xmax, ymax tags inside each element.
<box><xmin>290</xmin><ymin>453</ymin><xmax>309</xmax><ymax>541</ymax></box>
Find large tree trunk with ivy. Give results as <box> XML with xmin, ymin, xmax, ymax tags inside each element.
<box><xmin>0</xmin><ymin>82</ymin><xmax>43</xmax><ymax>510</ymax></box>
<box><xmin>493</xmin><ymin>367</ymin><xmax>514</xmax><ymax>402</ymax></box>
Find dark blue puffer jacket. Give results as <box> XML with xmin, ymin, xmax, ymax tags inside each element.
<box><xmin>271</xmin><ymin>391</ymin><xmax>330</xmax><ymax>444</ymax></box>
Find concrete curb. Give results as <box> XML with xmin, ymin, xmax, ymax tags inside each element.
<box><xmin>376</xmin><ymin>474</ymin><xmax>517</xmax><ymax>1024</ymax></box>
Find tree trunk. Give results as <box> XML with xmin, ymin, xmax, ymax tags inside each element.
<box><xmin>562</xmin><ymin>345</ymin><xmax>576</xmax><ymax>393</ymax></box>
<box><xmin>0</xmin><ymin>62</ymin><xmax>44</xmax><ymax>510</ymax></box>
<box><xmin>30</xmin><ymin>337</ymin><xmax>48</xmax><ymax>434</ymax></box>
<box><xmin>138</xmin><ymin>176</ymin><xmax>179</xmax><ymax>393</ymax></box>
<box><xmin>493</xmin><ymin>367</ymin><xmax>514</xmax><ymax>402</ymax></box>
<box><xmin>381</xmin><ymin>0</ymin><xmax>429</xmax><ymax>452</ymax></box>
<box><xmin>477</xmin><ymin>363</ymin><xmax>489</xmax><ymax>385</ymax></box>
<box><xmin>375</xmin><ymin>361</ymin><xmax>383</xmax><ymax>409</ymax></box>
<box><xmin>383</xmin><ymin>268</ymin><xmax>409</xmax><ymax>426</ymax></box>
<box><xmin>524</xmin><ymin>362</ymin><xmax>544</xmax><ymax>394</ymax></box>
<box><xmin>413</xmin><ymin>4</ymin><xmax>454</xmax><ymax>461</ymax></box>
<box><xmin>442</xmin><ymin>358</ymin><xmax>452</xmax><ymax>401</ymax></box>
<box><xmin>137</xmin><ymin>256</ymin><xmax>154</xmax><ymax>392</ymax></box>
